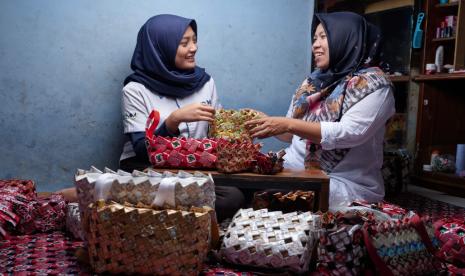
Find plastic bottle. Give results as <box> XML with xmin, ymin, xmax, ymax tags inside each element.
<box><xmin>431</xmin><ymin>150</ymin><xmax>440</xmax><ymax>165</ymax></box>
<box><xmin>435</xmin><ymin>46</ymin><xmax>444</xmax><ymax>73</ymax></box>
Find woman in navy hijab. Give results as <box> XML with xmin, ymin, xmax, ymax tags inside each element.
<box><xmin>120</xmin><ymin>14</ymin><xmax>244</xmax><ymax>221</ymax></box>
<box><xmin>246</xmin><ymin>12</ymin><xmax>395</xmax><ymax>208</ymax></box>
<box><xmin>120</xmin><ymin>14</ymin><xmax>217</xmax><ymax>167</ymax></box>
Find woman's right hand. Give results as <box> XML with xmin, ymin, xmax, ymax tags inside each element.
<box><xmin>242</xmin><ymin>108</ymin><xmax>268</xmax><ymax>119</ymax></box>
<box><xmin>165</xmin><ymin>103</ymin><xmax>215</xmax><ymax>134</ymax></box>
<box><xmin>243</xmin><ymin>109</ymin><xmax>294</xmax><ymax>143</ymax></box>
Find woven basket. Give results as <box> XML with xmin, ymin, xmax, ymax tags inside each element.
<box><xmin>75</xmin><ymin>167</ymin><xmax>215</xmax><ymax>219</ymax></box>
<box><xmin>87</xmin><ymin>201</ymin><xmax>211</xmax><ymax>275</ymax></box>
<box><xmin>215</xmin><ymin>140</ymin><xmax>261</xmax><ymax>173</ymax></box>
<box><xmin>146</xmin><ymin>110</ymin><xmax>217</xmax><ymax>169</ymax></box>
<box><xmin>209</xmin><ymin>109</ymin><xmax>260</xmax><ymax>141</ymax></box>
<box><xmin>220</xmin><ymin>208</ymin><xmax>315</xmax><ymax>273</ymax></box>
<box><xmin>363</xmin><ymin>215</ymin><xmax>445</xmax><ymax>275</ymax></box>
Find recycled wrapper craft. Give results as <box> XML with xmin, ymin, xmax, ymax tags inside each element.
<box><xmin>352</xmin><ymin>200</ymin><xmax>409</xmax><ymax>220</ymax></box>
<box><xmin>362</xmin><ymin>214</ymin><xmax>445</xmax><ymax>276</ymax></box>
<box><xmin>146</xmin><ymin>110</ymin><xmax>217</xmax><ymax>169</ymax></box>
<box><xmin>252</xmin><ymin>190</ymin><xmax>315</xmax><ymax>213</ymax></box>
<box><xmin>0</xmin><ymin>182</ymin><xmax>66</xmax><ymax>239</ymax></box>
<box><xmin>220</xmin><ymin>208</ymin><xmax>315</xmax><ymax>273</ymax></box>
<box><xmin>0</xmin><ymin>179</ymin><xmax>36</xmax><ymax>199</ymax></box>
<box><xmin>87</xmin><ymin>201</ymin><xmax>211</xmax><ymax>275</ymax></box>
<box><xmin>18</xmin><ymin>193</ymin><xmax>67</xmax><ymax>234</ymax></box>
<box><xmin>252</xmin><ymin>150</ymin><xmax>286</xmax><ymax>175</ymax></box>
<box><xmin>434</xmin><ymin>218</ymin><xmax>465</xmax><ymax>266</ymax></box>
<box><xmin>313</xmin><ymin>211</ymin><xmax>368</xmax><ymax>275</ymax></box>
<box><xmin>0</xmin><ymin>232</ymin><xmax>89</xmax><ymax>275</ymax></box>
<box><xmin>75</xmin><ymin>167</ymin><xmax>216</xmax><ymax>221</ymax></box>
<box><xmin>382</xmin><ymin>150</ymin><xmax>411</xmax><ymax>196</ymax></box>
<box><xmin>209</xmin><ymin>109</ymin><xmax>260</xmax><ymax>141</ymax></box>
<box><xmin>216</xmin><ymin>140</ymin><xmax>261</xmax><ymax>173</ymax></box>
<box><xmin>200</xmin><ymin>266</ymin><xmax>254</xmax><ymax>276</ymax></box>
<box><xmin>66</xmin><ymin>203</ymin><xmax>84</xmax><ymax>241</ymax></box>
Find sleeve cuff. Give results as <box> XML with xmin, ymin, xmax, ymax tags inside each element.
<box><xmin>154</xmin><ymin>122</ymin><xmax>178</xmax><ymax>137</ymax></box>
<box><xmin>320</xmin><ymin>121</ymin><xmax>340</xmax><ymax>150</ymax></box>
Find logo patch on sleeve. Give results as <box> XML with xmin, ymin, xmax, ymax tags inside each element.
<box><xmin>124</xmin><ymin>112</ymin><xmax>137</xmax><ymax>121</ymax></box>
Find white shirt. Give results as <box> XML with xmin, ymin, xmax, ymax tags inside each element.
<box><xmin>283</xmin><ymin>86</ymin><xmax>395</xmax><ymax>207</ymax></box>
<box><xmin>283</xmin><ymin>100</ymin><xmax>306</xmax><ymax>169</ymax></box>
<box><xmin>322</xmin><ymin>87</ymin><xmax>395</xmax><ymax>207</ymax></box>
<box><xmin>120</xmin><ymin>78</ymin><xmax>220</xmax><ymax>160</ymax></box>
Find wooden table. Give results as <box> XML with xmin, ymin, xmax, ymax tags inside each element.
<box><xmin>153</xmin><ymin>168</ymin><xmax>330</xmax><ymax>212</ymax></box>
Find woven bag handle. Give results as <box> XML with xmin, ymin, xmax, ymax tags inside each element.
<box><xmin>362</xmin><ymin>226</ymin><xmax>394</xmax><ymax>276</ymax></box>
<box><xmin>410</xmin><ymin>214</ymin><xmax>437</xmax><ymax>254</ymax></box>
<box><xmin>145</xmin><ymin>110</ymin><xmax>161</xmax><ymax>141</ymax></box>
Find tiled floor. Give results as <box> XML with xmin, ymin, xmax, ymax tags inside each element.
<box><xmin>407</xmin><ymin>184</ymin><xmax>465</xmax><ymax>208</ymax></box>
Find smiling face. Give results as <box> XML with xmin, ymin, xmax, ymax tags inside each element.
<box><xmin>312</xmin><ymin>23</ymin><xmax>330</xmax><ymax>70</ymax></box>
<box><xmin>175</xmin><ymin>26</ymin><xmax>197</xmax><ymax>70</ymax></box>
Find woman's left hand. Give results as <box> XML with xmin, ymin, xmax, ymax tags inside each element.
<box><xmin>245</xmin><ymin>117</ymin><xmax>290</xmax><ymax>139</ymax></box>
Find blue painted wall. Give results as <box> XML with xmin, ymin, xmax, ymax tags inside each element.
<box><xmin>0</xmin><ymin>0</ymin><xmax>314</xmax><ymax>191</ymax></box>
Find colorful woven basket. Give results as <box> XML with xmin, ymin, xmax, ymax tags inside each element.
<box><xmin>363</xmin><ymin>214</ymin><xmax>445</xmax><ymax>276</ymax></box>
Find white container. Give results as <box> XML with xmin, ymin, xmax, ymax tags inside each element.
<box><xmin>426</xmin><ymin>63</ymin><xmax>437</xmax><ymax>74</ymax></box>
<box><xmin>435</xmin><ymin>46</ymin><xmax>444</xmax><ymax>73</ymax></box>
<box><xmin>423</xmin><ymin>164</ymin><xmax>433</xmax><ymax>172</ymax></box>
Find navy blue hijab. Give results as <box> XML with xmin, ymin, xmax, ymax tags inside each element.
<box><xmin>124</xmin><ymin>14</ymin><xmax>211</xmax><ymax>98</ymax></box>
<box><xmin>311</xmin><ymin>12</ymin><xmax>382</xmax><ymax>91</ymax></box>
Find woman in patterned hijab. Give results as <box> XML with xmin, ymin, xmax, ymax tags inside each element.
<box><xmin>246</xmin><ymin>12</ymin><xmax>395</xmax><ymax>207</ymax></box>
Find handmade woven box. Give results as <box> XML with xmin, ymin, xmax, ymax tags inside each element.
<box><xmin>215</xmin><ymin>140</ymin><xmax>261</xmax><ymax>173</ymax></box>
<box><xmin>220</xmin><ymin>208</ymin><xmax>315</xmax><ymax>273</ymax></box>
<box><xmin>146</xmin><ymin>110</ymin><xmax>217</xmax><ymax>169</ymax></box>
<box><xmin>75</xmin><ymin>167</ymin><xmax>215</xmax><ymax>221</ymax></box>
<box><xmin>87</xmin><ymin>201</ymin><xmax>211</xmax><ymax>275</ymax></box>
<box><xmin>209</xmin><ymin>109</ymin><xmax>260</xmax><ymax>141</ymax></box>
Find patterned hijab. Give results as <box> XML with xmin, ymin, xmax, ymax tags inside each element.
<box><xmin>292</xmin><ymin>12</ymin><xmax>389</xmax><ymax>172</ymax></box>
<box><xmin>124</xmin><ymin>14</ymin><xmax>211</xmax><ymax>98</ymax></box>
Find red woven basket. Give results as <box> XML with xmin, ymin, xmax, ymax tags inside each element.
<box><xmin>145</xmin><ymin>110</ymin><xmax>217</xmax><ymax>169</ymax></box>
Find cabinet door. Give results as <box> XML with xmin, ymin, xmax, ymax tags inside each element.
<box><xmin>415</xmin><ymin>80</ymin><xmax>465</xmax><ymax>173</ymax></box>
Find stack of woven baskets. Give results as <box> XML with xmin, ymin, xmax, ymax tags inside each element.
<box><xmin>75</xmin><ymin>167</ymin><xmax>215</xmax><ymax>275</ymax></box>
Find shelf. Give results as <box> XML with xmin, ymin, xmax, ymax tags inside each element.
<box><xmin>388</xmin><ymin>75</ymin><xmax>410</xmax><ymax>82</ymax></box>
<box><xmin>413</xmin><ymin>73</ymin><xmax>465</xmax><ymax>81</ymax></box>
<box><xmin>432</xmin><ymin>36</ymin><xmax>456</xmax><ymax>42</ymax></box>
<box><xmin>411</xmin><ymin>171</ymin><xmax>465</xmax><ymax>196</ymax></box>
